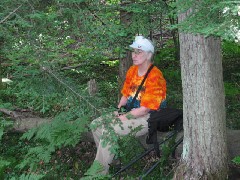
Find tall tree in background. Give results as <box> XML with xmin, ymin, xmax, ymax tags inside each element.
<box><xmin>0</xmin><ymin>36</ymin><xmax>4</xmax><ymax>90</ymax></box>
<box><xmin>118</xmin><ymin>1</ymin><xmax>133</xmax><ymax>86</ymax></box>
<box><xmin>0</xmin><ymin>63</ymin><xmax>2</xmax><ymax>90</ymax></box>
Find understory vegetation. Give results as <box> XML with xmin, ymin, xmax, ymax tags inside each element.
<box><xmin>0</xmin><ymin>39</ymin><xmax>239</xmax><ymax>179</ymax></box>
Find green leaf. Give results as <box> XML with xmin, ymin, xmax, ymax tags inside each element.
<box><xmin>81</xmin><ymin>160</ymin><xmax>110</xmax><ymax>179</ymax></box>
<box><xmin>0</xmin><ymin>128</ymin><xmax>3</xmax><ymax>141</ymax></box>
<box><xmin>232</xmin><ymin>156</ymin><xmax>240</xmax><ymax>165</ymax></box>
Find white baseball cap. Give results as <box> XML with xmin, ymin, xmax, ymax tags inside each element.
<box><xmin>129</xmin><ymin>36</ymin><xmax>154</xmax><ymax>53</ymax></box>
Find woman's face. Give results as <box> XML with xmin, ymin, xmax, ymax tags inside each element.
<box><xmin>131</xmin><ymin>49</ymin><xmax>151</xmax><ymax>66</ymax></box>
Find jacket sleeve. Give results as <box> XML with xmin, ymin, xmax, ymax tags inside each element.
<box><xmin>121</xmin><ymin>66</ymin><xmax>135</xmax><ymax>97</ymax></box>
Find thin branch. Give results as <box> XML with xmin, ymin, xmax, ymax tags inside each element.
<box><xmin>73</xmin><ymin>2</ymin><xmax>106</xmax><ymax>25</ymax></box>
<box><xmin>42</xmin><ymin>66</ymin><xmax>101</xmax><ymax>113</ymax></box>
<box><xmin>0</xmin><ymin>4</ymin><xmax>22</xmax><ymax>24</ymax></box>
<box><xmin>61</xmin><ymin>64</ymin><xmax>84</xmax><ymax>70</ymax></box>
<box><xmin>61</xmin><ymin>58</ymin><xmax>119</xmax><ymax>70</ymax></box>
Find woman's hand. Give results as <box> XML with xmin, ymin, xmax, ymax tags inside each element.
<box><xmin>118</xmin><ymin>114</ymin><xmax>128</xmax><ymax>121</ymax></box>
<box><xmin>114</xmin><ymin>111</ymin><xmax>128</xmax><ymax>121</ymax></box>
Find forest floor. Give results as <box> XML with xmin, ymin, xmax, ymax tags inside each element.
<box><xmin>1</xmin><ymin>108</ymin><xmax>240</xmax><ymax>179</ymax></box>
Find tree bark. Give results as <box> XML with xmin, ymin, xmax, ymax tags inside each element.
<box><xmin>169</xmin><ymin>17</ymin><xmax>180</xmax><ymax>61</ymax></box>
<box><xmin>174</xmin><ymin>31</ymin><xmax>228</xmax><ymax>179</ymax></box>
<box><xmin>0</xmin><ymin>108</ymin><xmax>52</xmax><ymax>132</ymax></box>
<box><xmin>0</xmin><ymin>37</ymin><xmax>3</xmax><ymax>90</ymax></box>
<box><xmin>0</xmin><ymin>63</ymin><xmax>3</xmax><ymax>90</ymax></box>
<box><xmin>119</xmin><ymin>1</ymin><xmax>133</xmax><ymax>88</ymax></box>
<box><xmin>119</xmin><ymin>51</ymin><xmax>132</xmax><ymax>85</ymax></box>
<box><xmin>87</xmin><ymin>79</ymin><xmax>98</xmax><ymax>96</ymax></box>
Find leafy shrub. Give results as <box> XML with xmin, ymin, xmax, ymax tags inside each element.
<box><xmin>222</xmin><ymin>41</ymin><xmax>240</xmax><ymax>59</ymax></box>
<box><xmin>224</xmin><ymin>82</ymin><xmax>240</xmax><ymax>97</ymax></box>
<box><xmin>154</xmin><ymin>40</ymin><xmax>178</xmax><ymax>68</ymax></box>
<box><xmin>232</xmin><ymin>156</ymin><xmax>240</xmax><ymax>165</ymax></box>
<box><xmin>81</xmin><ymin>160</ymin><xmax>111</xmax><ymax>180</ymax></box>
<box><xmin>0</xmin><ymin>158</ymin><xmax>11</xmax><ymax>179</ymax></box>
<box><xmin>18</xmin><ymin>107</ymin><xmax>90</xmax><ymax>171</ymax></box>
<box><xmin>0</xmin><ymin>117</ymin><xmax>13</xmax><ymax>142</ymax></box>
<box><xmin>10</xmin><ymin>173</ymin><xmax>45</xmax><ymax>180</ymax></box>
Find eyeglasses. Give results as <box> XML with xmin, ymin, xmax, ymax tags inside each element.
<box><xmin>131</xmin><ymin>49</ymin><xmax>143</xmax><ymax>55</ymax></box>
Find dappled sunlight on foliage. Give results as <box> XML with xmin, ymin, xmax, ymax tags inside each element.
<box><xmin>0</xmin><ymin>0</ymin><xmax>239</xmax><ymax>178</ymax></box>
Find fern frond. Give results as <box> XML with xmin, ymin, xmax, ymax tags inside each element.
<box><xmin>0</xmin><ymin>158</ymin><xmax>11</xmax><ymax>170</ymax></box>
<box><xmin>9</xmin><ymin>173</ymin><xmax>45</xmax><ymax>180</ymax></box>
<box><xmin>34</xmin><ymin>123</ymin><xmax>52</xmax><ymax>142</ymax></box>
<box><xmin>0</xmin><ymin>118</ymin><xmax>14</xmax><ymax>141</ymax></box>
<box><xmin>17</xmin><ymin>145</ymin><xmax>55</xmax><ymax>171</ymax></box>
<box><xmin>50</xmin><ymin>116</ymin><xmax>89</xmax><ymax>147</ymax></box>
<box><xmin>20</xmin><ymin>127</ymin><xmax>38</xmax><ymax>141</ymax></box>
<box><xmin>81</xmin><ymin>160</ymin><xmax>110</xmax><ymax>180</ymax></box>
<box><xmin>18</xmin><ymin>108</ymin><xmax>90</xmax><ymax>171</ymax></box>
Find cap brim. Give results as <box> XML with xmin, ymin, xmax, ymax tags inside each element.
<box><xmin>129</xmin><ymin>43</ymin><xmax>141</xmax><ymax>49</ymax></box>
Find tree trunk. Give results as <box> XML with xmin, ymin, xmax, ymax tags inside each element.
<box><xmin>119</xmin><ymin>51</ymin><xmax>132</xmax><ymax>85</ymax></box>
<box><xmin>0</xmin><ymin>62</ymin><xmax>3</xmax><ymax>90</ymax></box>
<box><xmin>174</xmin><ymin>32</ymin><xmax>228</xmax><ymax>179</ymax></box>
<box><xmin>169</xmin><ymin>17</ymin><xmax>180</xmax><ymax>61</ymax></box>
<box><xmin>119</xmin><ymin>2</ymin><xmax>133</xmax><ymax>93</ymax></box>
<box><xmin>87</xmin><ymin>79</ymin><xmax>98</xmax><ymax>96</ymax></box>
<box><xmin>0</xmin><ymin>38</ymin><xmax>3</xmax><ymax>90</ymax></box>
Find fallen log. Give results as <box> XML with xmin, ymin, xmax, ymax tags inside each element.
<box><xmin>0</xmin><ymin>108</ymin><xmax>19</xmax><ymax>118</ymax></box>
<box><xmin>0</xmin><ymin>108</ymin><xmax>52</xmax><ymax>132</ymax></box>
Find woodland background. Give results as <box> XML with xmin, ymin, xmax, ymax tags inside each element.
<box><xmin>0</xmin><ymin>0</ymin><xmax>240</xmax><ymax>179</ymax></box>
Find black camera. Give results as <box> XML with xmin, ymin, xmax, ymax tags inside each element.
<box><xmin>118</xmin><ymin>106</ymin><xmax>128</xmax><ymax>115</ymax></box>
